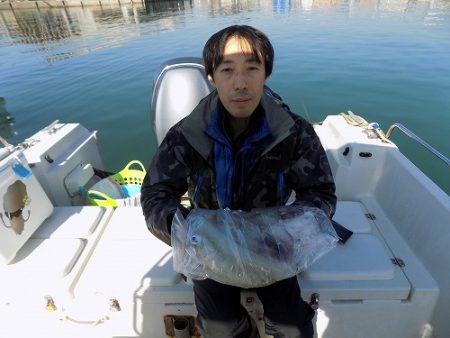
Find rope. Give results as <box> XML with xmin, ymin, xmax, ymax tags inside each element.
<box><xmin>339</xmin><ymin>112</ymin><xmax>394</xmax><ymax>144</ymax></box>
<box><xmin>0</xmin><ymin>135</ymin><xmax>11</xmax><ymax>147</ymax></box>
<box><xmin>339</xmin><ymin>112</ymin><xmax>369</xmax><ymax>127</ymax></box>
<box><xmin>62</xmin><ymin>314</ymin><xmax>110</xmax><ymax>327</ymax></box>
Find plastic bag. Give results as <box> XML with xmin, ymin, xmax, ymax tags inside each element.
<box><xmin>87</xmin><ymin>178</ymin><xmax>142</xmax><ymax>207</ymax></box>
<box><xmin>89</xmin><ymin>177</ymin><xmax>124</xmax><ymax>199</ymax></box>
<box><xmin>171</xmin><ymin>205</ymin><xmax>338</xmax><ymax>288</ymax></box>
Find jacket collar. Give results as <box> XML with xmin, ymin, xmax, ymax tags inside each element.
<box><xmin>180</xmin><ymin>88</ymin><xmax>295</xmax><ymax>160</ymax></box>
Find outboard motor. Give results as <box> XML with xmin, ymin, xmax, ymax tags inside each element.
<box><xmin>150</xmin><ymin>57</ymin><xmax>213</xmax><ymax>145</ymax></box>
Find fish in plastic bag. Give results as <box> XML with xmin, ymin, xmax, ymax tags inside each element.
<box><xmin>171</xmin><ymin>205</ymin><xmax>338</xmax><ymax>288</ymax></box>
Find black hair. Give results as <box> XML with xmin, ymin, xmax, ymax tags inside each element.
<box><xmin>203</xmin><ymin>25</ymin><xmax>274</xmax><ymax>79</ymax></box>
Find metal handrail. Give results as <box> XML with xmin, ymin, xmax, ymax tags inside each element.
<box><xmin>386</xmin><ymin>123</ymin><xmax>450</xmax><ymax>168</ymax></box>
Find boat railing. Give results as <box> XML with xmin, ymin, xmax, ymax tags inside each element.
<box><xmin>386</xmin><ymin>123</ymin><xmax>450</xmax><ymax>168</ymax></box>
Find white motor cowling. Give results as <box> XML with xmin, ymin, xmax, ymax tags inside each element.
<box><xmin>151</xmin><ymin>57</ymin><xmax>213</xmax><ymax>145</ymax></box>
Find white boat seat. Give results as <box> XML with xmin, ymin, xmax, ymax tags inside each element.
<box><xmin>0</xmin><ymin>238</ymin><xmax>85</xmax><ymax>308</ymax></box>
<box><xmin>333</xmin><ymin>201</ymin><xmax>372</xmax><ymax>233</ymax></box>
<box><xmin>74</xmin><ymin>207</ymin><xmax>182</xmax><ymax>301</ymax></box>
<box><xmin>31</xmin><ymin>206</ymin><xmax>107</xmax><ymax>239</ymax></box>
<box><xmin>301</xmin><ymin>234</ymin><xmax>394</xmax><ymax>281</ymax></box>
<box><xmin>7</xmin><ymin>238</ymin><xmax>85</xmax><ymax>278</ymax></box>
<box><xmin>0</xmin><ymin>205</ymin><xmax>113</xmax><ymax>308</ymax></box>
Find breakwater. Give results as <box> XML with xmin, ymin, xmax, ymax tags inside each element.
<box><xmin>0</xmin><ymin>0</ymin><xmax>146</xmax><ymax>10</ymax></box>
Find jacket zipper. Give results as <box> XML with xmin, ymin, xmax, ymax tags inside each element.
<box><xmin>278</xmin><ymin>172</ymin><xmax>285</xmax><ymax>205</ymax></box>
<box><xmin>192</xmin><ymin>175</ymin><xmax>204</xmax><ymax>208</ymax></box>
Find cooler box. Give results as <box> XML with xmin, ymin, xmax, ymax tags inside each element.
<box><xmin>298</xmin><ymin>201</ymin><xmax>438</xmax><ymax>337</ymax></box>
<box><xmin>21</xmin><ymin>122</ymin><xmax>104</xmax><ymax>206</ymax></box>
<box><xmin>0</xmin><ymin>150</ymin><xmax>53</xmax><ymax>264</ymax></box>
<box><xmin>301</xmin><ymin>200</ymin><xmax>410</xmax><ymax>300</ymax></box>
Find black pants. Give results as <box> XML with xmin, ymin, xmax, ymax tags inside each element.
<box><xmin>193</xmin><ymin>276</ymin><xmax>315</xmax><ymax>338</ymax></box>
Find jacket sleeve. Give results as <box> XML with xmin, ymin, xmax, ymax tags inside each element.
<box><xmin>140</xmin><ymin>127</ymin><xmax>191</xmax><ymax>246</ymax></box>
<box><xmin>289</xmin><ymin>118</ymin><xmax>337</xmax><ymax>218</ymax></box>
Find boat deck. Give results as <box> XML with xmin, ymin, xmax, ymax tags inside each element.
<box><xmin>52</xmin><ymin>199</ymin><xmax>438</xmax><ymax>338</ymax></box>
<box><xmin>1</xmin><ymin>114</ymin><xmax>449</xmax><ymax>338</ymax></box>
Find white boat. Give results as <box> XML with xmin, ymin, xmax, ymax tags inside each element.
<box><xmin>1</xmin><ymin>58</ymin><xmax>449</xmax><ymax>338</ymax></box>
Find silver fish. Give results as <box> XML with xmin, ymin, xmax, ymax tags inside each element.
<box><xmin>172</xmin><ymin>206</ymin><xmax>338</xmax><ymax>288</ymax></box>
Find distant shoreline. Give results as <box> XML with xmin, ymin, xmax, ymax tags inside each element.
<box><xmin>0</xmin><ymin>0</ymin><xmax>146</xmax><ymax>10</ymax></box>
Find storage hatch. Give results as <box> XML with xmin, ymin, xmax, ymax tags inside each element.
<box><xmin>300</xmin><ymin>201</ymin><xmax>411</xmax><ymax>301</ymax></box>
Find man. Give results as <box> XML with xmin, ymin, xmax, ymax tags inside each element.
<box><xmin>141</xmin><ymin>25</ymin><xmax>336</xmax><ymax>338</ymax></box>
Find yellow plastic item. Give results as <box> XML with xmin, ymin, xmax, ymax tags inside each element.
<box><xmin>87</xmin><ymin>160</ymin><xmax>147</xmax><ymax>207</ymax></box>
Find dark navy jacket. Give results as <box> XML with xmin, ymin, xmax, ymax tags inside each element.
<box><xmin>141</xmin><ymin>89</ymin><xmax>336</xmax><ymax>246</ymax></box>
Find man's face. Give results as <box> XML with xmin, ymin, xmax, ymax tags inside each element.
<box><xmin>209</xmin><ymin>36</ymin><xmax>267</xmax><ymax>118</ymax></box>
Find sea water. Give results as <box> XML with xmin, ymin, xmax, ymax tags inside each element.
<box><xmin>0</xmin><ymin>0</ymin><xmax>449</xmax><ymax>194</ymax></box>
